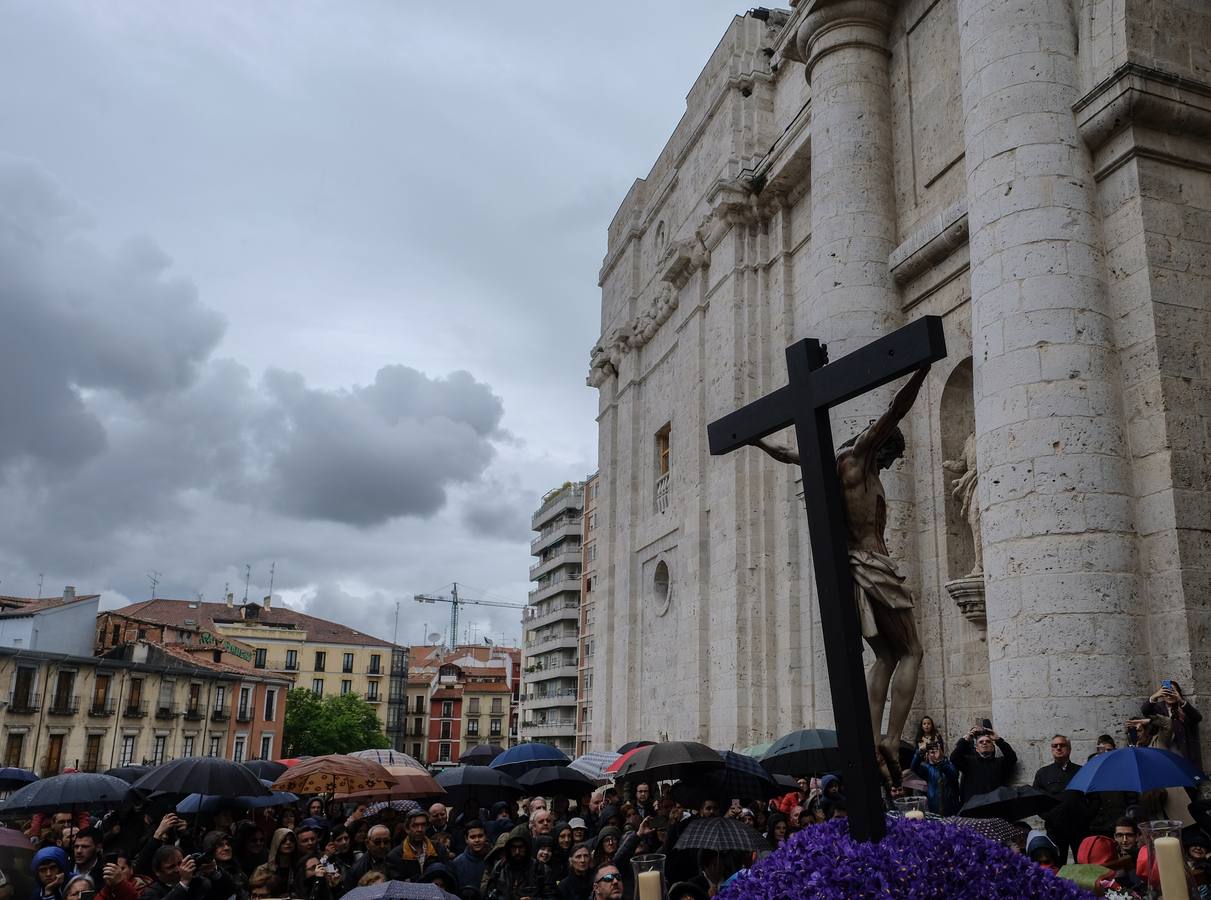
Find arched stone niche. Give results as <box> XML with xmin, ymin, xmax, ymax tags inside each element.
<box><xmin>940</xmin><ymin>358</ymin><xmax>985</xmax><ymax>624</ymax></box>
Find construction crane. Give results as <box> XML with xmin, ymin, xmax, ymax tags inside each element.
<box><xmin>414</xmin><ymin>583</ymin><xmax>524</xmax><ymax>649</ymax></box>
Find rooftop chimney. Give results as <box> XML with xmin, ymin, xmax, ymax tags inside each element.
<box><xmin>263</xmin><ymin>594</ymin><xmax>272</xmax><ymax>610</ymax></box>
<box><xmin>63</xmin><ymin>586</ymin><xmax>76</xmax><ymax>602</ymax></box>
<box><xmin>226</xmin><ymin>592</ymin><xmax>234</xmax><ymax>609</ymax></box>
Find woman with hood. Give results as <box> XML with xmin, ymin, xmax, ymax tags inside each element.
<box><xmin>589</xmin><ymin>828</ymin><xmax>620</xmax><ymax>871</ymax></box>
<box><xmin>267</xmin><ymin>829</ymin><xmax>298</xmax><ymax>896</ymax></box>
<box><xmin>32</xmin><ymin>847</ymin><xmax>70</xmax><ymax>900</ymax></box>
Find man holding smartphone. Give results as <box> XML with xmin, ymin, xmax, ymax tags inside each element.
<box><xmin>949</xmin><ymin>722</ymin><xmax>1018</xmax><ymax>803</ymax></box>
<box><xmin>1142</xmin><ymin>680</ymin><xmax>1203</xmax><ymax>767</ymax></box>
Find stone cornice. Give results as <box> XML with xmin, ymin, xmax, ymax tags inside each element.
<box><xmin>1075</xmin><ymin>62</ymin><xmax>1211</xmax><ymax>152</ymax></box>
<box><xmin>889</xmin><ymin>199</ymin><xmax>969</xmax><ymax>285</ymax></box>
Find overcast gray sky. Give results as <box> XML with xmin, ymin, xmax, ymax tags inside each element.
<box><xmin>0</xmin><ymin>1</ymin><xmax>750</xmax><ymax>645</ymax></box>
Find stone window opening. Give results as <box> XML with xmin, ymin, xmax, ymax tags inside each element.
<box><xmin>653</xmin><ymin>560</ymin><xmax>672</xmax><ymax>616</ymax></box>
<box><xmin>655</xmin><ymin>424</ymin><xmax>671</xmax><ymax>513</ymax></box>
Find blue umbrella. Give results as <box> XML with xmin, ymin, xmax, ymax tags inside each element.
<box><xmin>176</xmin><ymin>779</ymin><xmax>298</xmax><ymax>814</ymax></box>
<box><xmin>0</xmin><ymin>768</ymin><xmax>38</xmax><ymax>791</ymax></box>
<box><xmin>489</xmin><ymin>743</ymin><xmax>570</xmax><ymax>777</ymax></box>
<box><xmin>1066</xmin><ymin>747</ymin><xmax>1203</xmax><ymax>793</ymax></box>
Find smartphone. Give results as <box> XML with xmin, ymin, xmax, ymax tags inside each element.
<box><xmin>1162</xmin><ymin>679</ymin><xmax>1173</xmax><ymax>691</ymax></box>
<box><xmin>981</xmin><ymin>718</ymin><xmax>992</xmax><ymax>731</ymax></box>
<box><xmin>102</xmin><ymin>852</ymin><xmax>122</xmax><ymax>867</ymax></box>
<box><xmin>79</xmin><ymin>892</ymin><xmax>96</xmax><ymax>900</ymax></box>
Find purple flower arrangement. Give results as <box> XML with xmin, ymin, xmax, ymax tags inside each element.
<box><xmin>717</xmin><ymin>817</ymin><xmax>1097</xmax><ymax>899</ymax></box>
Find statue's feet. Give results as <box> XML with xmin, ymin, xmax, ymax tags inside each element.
<box><xmin>878</xmin><ymin>742</ymin><xmax>902</xmax><ymax>788</ymax></box>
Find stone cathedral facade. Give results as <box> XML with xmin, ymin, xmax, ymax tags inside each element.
<box><xmin>586</xmin><ymin>0</ymin><xmax>1211</xmax><ymax>768</ymax></box>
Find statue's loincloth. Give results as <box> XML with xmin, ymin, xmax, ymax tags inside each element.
<box><xmin>849</xmin><ymin>549</ymin><xmax>915</xmax><ymax>647</ymax></box>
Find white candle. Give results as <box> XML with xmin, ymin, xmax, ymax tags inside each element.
<box><xmin>637</xmin><ymin>869</ymin><xmax>662</xmax><ymax>900</ymax></box>
<box><xmin>1153</xmin><ymin>835</ymin><xmax>1190</xmax><ymax>900</ymax></box>
<box><xmin>904</xmin><ymin>810</ymin><xmax>926</xmax><ymax>821</ymax></box>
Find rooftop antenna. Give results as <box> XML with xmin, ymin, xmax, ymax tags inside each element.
<box><xmin>242</xmin><ymin>564</ymin><xmax>251</xmax><ymax>603</ymax></box>
<box><xmin>147</xmin><ymin>571</ymin><xmax>162</xmax><ymax>599</ymax></box>
<box><xmin>267</xmin><ymin>561</ymin><xmax>276</xmax><ymax>599</ymax></box>
<box><xmin>393</xmin><ymin>600</ymin><xmax>401</xmax><ymax>648</ymax></box>
<box><xmin>36</xmin><ymin>573</ymin><xmax>44</xmax><ymax>597</ymax></box>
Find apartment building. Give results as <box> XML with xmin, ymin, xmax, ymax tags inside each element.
<box><xmin>404</xmin><ymin>644</ymin><xmax>521</xmax><ymax>767</ymax></box>
<box><xmin>521</xmin><ymin>482</ymin><xmax>583</xmax><ymax>756</ymax></box>
<box><xmin>577</xmin><ymin>473</ymin><xmax>599</xmax><ymax>755</ymax></box>
<box><xmin>99</xmin><ymin>595</ymin><xmax>407</xmax><ymax>749</ymax></box>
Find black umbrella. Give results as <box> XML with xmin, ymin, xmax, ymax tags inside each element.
<box><xmin>342</xmin><ymin>881</ymin><xmax>459</xmax><ymax>900</ymax></box>
<box><xmin>614</xmin><ymin>741</ymin><xmax>724</xmax><ymax>783</ymax></box>
<box><xmin>959</xmin><ymin>785</ymin><xmax>1058</xmax><ymax>821</ymax></box>
<box><xmin>243</xmin><ymin>760</ymin><xmax>288</xmax><ymax>781</ymax></box>
<box><xmin>672</xmin><ymin>751</ymin><xmax>781</xmax><ymax>806</ymax></box>
<box><xmin>104</xmin><ymin>766</ymin><xmax>151</xmax><ymax>784</ymax></box>
<box><xmin>617</xmin><ymin>740</ymin><xmax>656</xmax><ymax>754</ymax></box>
<box><xmin>459</xmin><ymin>744</ymin><xmax>505</xmax><ymax>766</ymax></box>
<box><xmin>0</xmin><ymin>768</ymin><xmax>38</xmax><ymax>791</ymax></box>
<box><xmin>435</xmin><ymin>766</ymin><xmax>524</xmax><ymax>806</ymax></box>
<box><xmin>133</xmin><ymin>757</ymin><xmax>270</xmax><ymax>797</ymax></box>
<box><xmin>759</xmin><ymin>729</ymin><xmax>845</xmax><ymax>776</ymax></box>
<box><xmin>674</xmin><ymin>816</ymin><xmax>769</xmax><ymax>853</ymax></box>
<box><xmin>516</xmin><ymin>766</ymin><xmax>597</xmax><ymax>798</ymax></box>
<box><xmin>0</xmin><ymin>773</ymin><xmax>132</xmax><ymax>814</ymax></box>
<box><xmin>944</xmin><ymin>815</ymin><xmax>1023</xmax><ymax>846</ymax></box>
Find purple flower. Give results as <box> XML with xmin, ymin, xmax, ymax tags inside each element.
<box><xmin>717</xmin><ymin>818</ymin><xmax>1097</xmax><ymax>899</ymax></box>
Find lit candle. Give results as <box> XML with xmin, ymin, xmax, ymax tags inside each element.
<box><xmin>1153</xmin><ymin>835</ymin><xmax>1190</xmax><ymax>900</ymax></box>
<box><xmin>905</xmin><ymin>810</ymin><xmax>926</xmax><ymax>821</ymax></box>
<box><xmin>637</xmin><ymin>869</ymin><xmax>662</xmax><ymax>900</ymax></box>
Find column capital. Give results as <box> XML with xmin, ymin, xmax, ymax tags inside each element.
<box><xmin>790</xmin><ymin>0</ymin><xmax>896</xmax><ymax>77</ymax></box>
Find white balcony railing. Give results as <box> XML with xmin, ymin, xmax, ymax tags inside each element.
<box><xmin>655</xmin><ymin>472</ymin><xmax>670</xmax><ymax>513</ymax></box>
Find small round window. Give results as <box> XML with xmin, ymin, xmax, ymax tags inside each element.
<box><xmin>653</xmin><ymin>560</ymin><xmax>671</xmax><ymax>616</ymax></box>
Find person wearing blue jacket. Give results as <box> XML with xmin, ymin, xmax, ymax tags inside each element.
<box><xmin>910</xmin><ymin>742</ymin><xmax>960</xmax><ymax>815</ymax></box>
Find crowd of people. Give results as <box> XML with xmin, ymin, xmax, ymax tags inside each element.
<box><xmin>4</xmin><ymin>681</ymin><xmax>1205</xmax><ymax>900</ymax></box>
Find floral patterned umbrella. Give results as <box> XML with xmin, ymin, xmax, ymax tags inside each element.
<box><xmin>335</xmin><ymin>765</ymin><xmax>445</xmax><ymax>801</ymax></box>
<box><xmin>271</xmin><ymin>754</ymin><xmax>395</xmax><ymax>795</ymax></box>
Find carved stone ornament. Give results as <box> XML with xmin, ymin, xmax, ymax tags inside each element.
<box><xmin>945</xmin><ymin>575</ymin><xmax>986</xmax><ymax>625</ymax></box>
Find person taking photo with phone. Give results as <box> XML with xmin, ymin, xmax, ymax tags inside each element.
<box><xmin>1142</xmin><ymin>680</ymin><xmax>1203</xmax><ymax>767</ymax></box>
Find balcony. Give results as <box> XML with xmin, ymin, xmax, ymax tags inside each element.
<box><xmin>47</xmin><ymin>696</ymin><xmax>80</xmax><ymax>716</ymax></box>
<box><xmin>531</xmin><ymin>488</ymin><xmax>584</xmax><ymax>530</ymax></box>
<box><xmin>523</xmin><ymin>600</ymin><xmax>579</xmax><ymax>629</ymax></box>
<box><xmin>123</xmin><ymin>700</ymin><xmax>148</xmax><ymax>718</ymax></box>
<box><xmin>365</xmin><ymin>694</ymin><xmax>383</xmax><ymax>704</ymax></box>
<box><xmin>525</xmin><ymin>632</ymin><xmax>579</xmax><ymax>654</ymax></box>
<box><xmin>528</xmin><ymin>576</ymin><xmax>582</xmax><ymax>604</ymax></box>
<box><xmin>284</xmin><ymin>661</ymin><xmax>299</xmax><ymax>671</ymax></box>
<box><xmin>530</xmin><ymin>520</ymin><xmax>583</xmax><ymax>555</ymax></box>
<box><xmin>211</xmin><ymin>705</ymin><xmax>230</xmax><ymax>722</ymax></box>
<box><xmin>529</xmin><ymin>546</ymin><xmax>583</xmax><ymax>580</ymax></box>
<box><xmin>183</xmin><ymin>705</ymin><xmax>204</xmax><ymax>721</ymax></box>
<box><xmin>655</xmin><ymin>471</ymin><xmax>670</xmax><ymax>513</ymax></box>
<box><xmin>521</xmin><ymin>720</ymin><xmax>577</xmax><ymax>737</ymax></box>
<box><xmin>367</xmin><ymin>664</ymin><xmax>382</xmax><ymax>676</ymax></box>
<box><xmin>88</xmin><ymin>698</ymin><xmax>116</xmax><ymax>717</ymax></box>
<box><xmin>236</xmin><ymin>706</ymin><xmax>253</xmax><ymax>723</ymax></box>
<box><xmin>386</xmin><ymin>721</ymin><xmax>405</xmax><ymax>735</ymax></box>
<box><xmin>155</xmin><ymin>704</ymin><xmax>178</xmax><ymax>720</ymax></box>
<box><xmin>525</xmin><ymin>663</ymin><xmax>579</xmax><ymax>683</ymax></box>
<box><xmin>7</xmin><ymin>695</ymin><xmax>39</xmax><ymax>715</ymax></box>
<box><xmin>522</xmin><ymin>689</ymin><xmax>578</xmax><ymax>711</ymax></box>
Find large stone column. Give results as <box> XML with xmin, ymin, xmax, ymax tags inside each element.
<box><xmin>959</xmin><ymin>0</ymin><xmax>1145</xmax><ymax>756</ymax></box>
<box><xmin>796</xmin><ymin>1</ymin><xmax>901</xmax><ymax>436</ymax></box>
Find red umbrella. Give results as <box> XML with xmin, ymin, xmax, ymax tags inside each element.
<box><xmin>604</xmin><ymin>747</ymin><xmax>643</xmax><ymax>776</ymax></box>
<box><xmin>276</xmin><ymin>758</ymin><xmax>306</xmax><ymax>768</ymax></box>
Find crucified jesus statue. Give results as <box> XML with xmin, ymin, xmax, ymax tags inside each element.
<box><xmin>754</xmin><ymin>366</ymin><xmax>929</xmax><ymax>772</ymax></box>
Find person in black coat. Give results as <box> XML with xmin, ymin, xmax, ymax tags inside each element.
<box><xmin>950</xmin><ymin>726</ymin><xmax>1017</xmax><ymax>803</ymax></box>
<box><xmin>556</xmin><ymin>844</ymin><xmax>593</xmax><ymax>900</ymax></box>
<box><xmin>1032</xmin><ymin>734</ymin><xmax>1088</xmax><ymax>864</ymax></box>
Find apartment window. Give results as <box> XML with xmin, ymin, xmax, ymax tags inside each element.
<box><xmin>441</xmin><ymin>700</ymin><xmax>453</xmax><ymax>718</ymax></box>
<box><xmin>369</xmin><ymin>654</ymin><xmax>381</xmax><ymax>674</ymax></box>
<box><xmin>81</xmin><ymin>734</ymin><xmax>102</xmax><ymax>773</ymax></box>
<box><xmin>585</xmin><ymin>703</ymin><xmax>593</xmax><ymax>724</ymax></box>
<box><xmin>656</xmin><ymin>423</ymin><xmax>671</xmax><ymax>475</ymax></box>
<box><xmin>111</xmin><ymin>624</ymin><xmax>121</xmax><ymax>644</ymax></box>
<box><xmin>152</xmin><ymin>735</ymin><xmax>167</xmax><ymax>765</ymax></box>
<box><xmin>468</xmin><ymin>698</ymin><xmax>480</xmax><ymax>715</ymax></box>
<box><xmin>214</xmin><ymin>685</ymin><xmax>226</xmax><ymax>712</ymax></box>
<box><xmin>187</xmin><ymin>683</ymin><xmax>201</xmax><ymax>716</ymax></box>
<box><xmin>5</xmin><ymin>733</ymin><xmax>24</xmax><ymax>767</ymax></box>
<box><xmin>92</xmin><ymin>674</ymin><xmax>111</xmax><ymax>713</ymax></box>
<box><xmin>285</xmin><ymin>650</ymin><xmax>298</xmax><ymax>671</ymax></box>
<box><xmin>440</xmin><ymin>721</ymin><xmax>452</xmax><ymax>740</ymax></box>
<box><xmin>52</xmin><ymin>671</ymin><xmax>75</xmax><ymax>712</ymax></box>
<box><xmin>311</xmin><ymin>678</ymin><xmax>324</xmax><ymax>696</ymax></box>
<box><xmin>438</xmin><ymin>743</ymin><xmax>451</xmax><ymax>762</ymax></box>
<box><xmin>314</xmin><ymin>651</ymin><xmax>326</xmax><ymax>672</ymax></box>
<box><xmin>254</xmin><ymin>648</ymin><xmax>267</xmax><ymax>669</ymax></box>
<box><xmin>233</xmin><ymin>737</ymin><xmax>246</xmax><ymax>763</ymax></box>
<box><xmin>208</xmin><ymin>736</ymin><xmax>221</xmax><ymax>757</ymax></box>
<box><xmin>586</xmin><ymin>543</ymin><xmax>597</xmax><ymax>563</ymax></box>
<box><xmin>592</xmin><ymin>480</ymin><xmax>599</xmax><ymax>499</ymax></box>
<box><xmin>12</xmin><ymin>665</ymin><xmax>36</xmax><ymax>710</ymax></box>
<box><xmin>238</xmin><ymin>686</ymin><xmax>251</xmax><ymax>718</ymax></box>
<box><xmin>120</xmin><ymin>735</ymin><xmax>137</xmax><ymax>766</ymax></box>
<box><xmin>588</xmin><ymin>513</ymin><xmax>596</xmax><ymax>531</ymax></box>
<box><xmin>490</xmin><ymin>718</ymin><xmax>502</xmax><ymax>737</ymax></box>
<box><xmin>411</xmin><ymin>743</ymin><xmax>422</xmax><ymax>759</ymax></box>
<box><xmin>491</xmin><ymin>697</ymin><xmax>503</xmax><ymax>715</ymax></box>
<box><xmin>413</xmin><ymin>717</ymin><xmax>423</xmax><ymax>736</ymax></box>
<box><xmin>467</xmin><ymin>719</ymin><xmax>479</xmax><ymax>737</ymax></box>
<box><xmin>342</xmin><ymin>653</ymin><xmax>354</xmax><ymax>673</ymax></box>
<box><xmin>260</xmin><ymin>734</ymin><xmax>273</xmax><ymax>760</ymax></box>
<box><xmin>341</xmin><ymin>680</ymin><xmax>352</xmax><ymax>696</ymax></box>
<box><xmin>414</xmin><ymin>696</ymin><xmax>424</xmax><ymax>713</ymax></box>
<box><xmin>264</xmin><ymin>688</ymin><xmax>277</xmax><ymax>721</ymax></box>
<box><xmin>182</xmin><ymin>736</ymin><xmax>195</xmax><ymax>757</ymax></box>
<box><xmin>157</xmin><ymin>680</ymin><xmax>174</xmax><ymax>714</ymax></box>
<box><xmin>367</xmin><ymin>682</ymin><xmax>379</xmax><ymax>701</ymax></box>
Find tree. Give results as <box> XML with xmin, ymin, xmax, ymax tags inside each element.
<box><xmin>282</xmin><ymin>688</ymin><xmax>390</xmax><ymax>756</ymax></box>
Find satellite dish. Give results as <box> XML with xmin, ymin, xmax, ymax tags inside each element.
<box><xmin>427</xmin><ymin>632</ymin><xmax>442</xmax><ymax>644</ymax></box>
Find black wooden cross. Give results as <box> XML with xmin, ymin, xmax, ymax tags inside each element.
<box><xmin>707</xmin><ymin>315</ymin><xmax>946</xmax><ymax>842</ymax></box>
